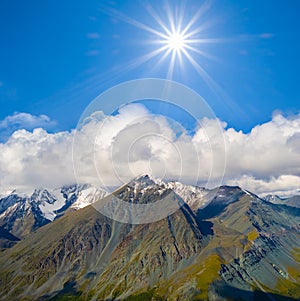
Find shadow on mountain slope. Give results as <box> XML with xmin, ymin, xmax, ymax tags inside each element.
<box><xmin>0</xmin><ymin>226</ymin><xmax>20</xmax><ymax>251</ymax></box>
<box><xmin>45</xmin><ymin>282</ymin><xmax>300</xmax><ymax>301</ymax></box>
<box><xmin>197</xmin><ymin>219</ymin><xmax>214</xmax><ymax>235</ymax></box>
<box><xmin>197</xmin><ymin>186</ymin><xmax>244</xmax><ymax>220</ymax></box>
<box><xmin>213</xmin><ymin>284</ymin><xmax>300</xmax><ymax>301</ymax></box>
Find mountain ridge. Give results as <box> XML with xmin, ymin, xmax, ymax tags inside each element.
<box><xmin>0</xmin><ymin>176</ymin><xmax>299</xmax><ymax>300</ymax></box>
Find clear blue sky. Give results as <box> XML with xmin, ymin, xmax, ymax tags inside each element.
<box><xmin>0</xmin><ymin>0</ymin><xmax>299</xmax><ymax>135</ymax></box>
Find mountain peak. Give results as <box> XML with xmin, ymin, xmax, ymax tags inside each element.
<box><xmin>130</xmin><ymin>174</ymin><xmax>165</xmax><ymax>186</ymax></box>
<box><xmin>30</xmin><ymin>188</ymin><xmax>57</xmax><ymax>205</ymax></box>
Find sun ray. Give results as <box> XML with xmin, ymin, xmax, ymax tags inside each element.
<box><xmin>182</xmin><ymin>15</ymin><xmax>225</xmax><ymax>40</ymax></box>
<box><xmin>181</xmin><ymin>47</ymin><xmax>239</xmax><ymax>113</ymax></box>
<box><xmin>167</xmin><ymin>50</ymin><xmax>176</xmax><ymax>79</ymax></box>
<box><xmin>145</xmin><ymin>3</ymin><xmax>172</xmax><ymax>36</ymax></box>
<box><xmin>99</xmin><ymin>5</ymin><xmax>169</xmax><ymax>39</ymax></box>
<box><xmin>185</xmin><ymin>38</ymin><xmax>230</xmax><ymax>44</ymax></box>
<box><xmin>111</xmin><ymin>45</ymin><xmax>170</xmax><ymax>76</ymax></box>
<box><xmin>180</xmin><ymin>0</ymin><xmax>212</xmax><ymax>36</ymax></box>
<box><xmin>184</xmin><ymin>44</ymin><xmax>220</xmax><ymax>62</ymax></box>
<box><xmin>181</xmin><ymin>47</ymin><xmax>221</xmax><ymax>93</ymax></box>
<box><xmin>165</xmin><ymin>1</ymin><xmax>176</xmax><ymax>34</ymax></box>
<box><xmin>153</xmin><ymin>47</ymin><xmax>173</xmax><ymax>70</ymax></box>
<box><xmin>176</xmin><ymin>1</ymin><xmax>186</xmax><ymax>33</ymax></box>
<box><xmin>177</xmin><ymin>50</ymin><xmax>184</xmax><ymax>69</ymax></box>
<box><xmin>131</xmin><ymin>45</ymin><xmax>170</xmax><ymax>67</ymax></box>
<box><xmin>183</xmin><ymin>58</ymin><xmax>211</xmax><ymax>86</ymax></box>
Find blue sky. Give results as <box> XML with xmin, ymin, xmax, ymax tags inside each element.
<box><xmin>0</xmin><ymin>0</ymin><xmax>300</xmax><ymax>137</ymax></box>
<box><xmin>0</xmin><ymin>1</ymin><xmax>300</xmax><ymax>195</ymax></box>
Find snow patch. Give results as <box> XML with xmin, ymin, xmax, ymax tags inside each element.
<box><xmin>71</xmin><ymin>187</ymin><xmax>107</xmax><ymax>210</ymax></box>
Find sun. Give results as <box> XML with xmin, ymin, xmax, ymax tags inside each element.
<box><xmin>100</xmin><ymin>1</ymin><xmax>224</xmax><ymax>82</ymax></box>
<box><xmin>166</xmin><ymin>32</ymin><xmax>186</xmax><ymax>52</ymax></box>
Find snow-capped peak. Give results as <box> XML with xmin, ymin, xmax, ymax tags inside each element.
<box><xmin>165</xmin><ymin>181</ymin><xmax>210</xmax><ymax>208</ymax></box>
<box><xmin>0</xmin><ymin>187</ymin><xmax>34</xmax><ymax>199</ymax></box>
<box><xmin>30</xmin><ymin>189</ymin><xmax>57</xmax><ymax>205</ymax></box>
<box><xmin>0</xmin><ymin>184</ymin><xmax>108</xmax><ymax>222</ymax></box>
<box><xmin>125</xmin><ymin>175</ymin><xmax>211</xmax><ymax>209</ymax></box>
<box><xmin>71</xmin><ymin>186</ymin><xmax>108</xmax><ymax>210</ymax></box>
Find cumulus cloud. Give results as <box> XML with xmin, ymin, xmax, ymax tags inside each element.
<box><xmin>0</xmin><ymin>105</ymin><xmax>299</xmax><ymax>196</ymax></box>
<box><xmin>0</xmin><ymin>112</ymin><xmax>55</xmax><ymax>129</ymax></box>
<box><xmin>0</xmin><ymin>128</ymin><xmax>74</xmax><ymax>190</ymax></box>
<box><xmin>227</xmin><ymin>175</ymin><xmax>300</xmax><ymax>197</ymax></box>
<box><xmin>0</xmin><ymin>112</ymin><xmax>56</xmax><ymax>141</ymax></box>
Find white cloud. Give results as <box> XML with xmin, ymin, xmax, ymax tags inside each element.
<box><xmin>0</xmin><ymin>105</ymin><xmax>299</xmax><ymax>196</ymax></box>
<box><xmin>222</xmin><ymin>113</ymin><xmax>300</xmax><ymax>180</ymax></box>
<box><xmin>0</xmin><ymin>112</ymin><xmax>55</xmax><ymax>131</ymax></box>
<box><xmin>227</xmin><ymin>175</ymin><xmax>300</xmax><ymax>197</ymax></box>
<box><xmin>0</xmin><ymin>112</ymin><xmax>56</xmax><ymax>141</ymax></box>
<box><xmin>0</xmin><ymin>128</ymin><xmax>74</xmax><ymax>190</ymax></box>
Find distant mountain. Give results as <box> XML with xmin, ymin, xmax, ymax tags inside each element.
<box><xmin>264</xmin><ymin>194</ymin><xmax>300</xmax><ymax>208</ymax></box>
<box><xmin>0</xmin><ymin>175</ymin><xmax>299</xmax><ymax>300</ymax></box>
<box><xmin>0</xmin><ymin>184</ymin><xmax>107</xmax><ymax>240</ymax></box>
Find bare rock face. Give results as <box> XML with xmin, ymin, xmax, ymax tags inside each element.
<box><xmin>0</xmin><ymin>176</ymin><xmax>299</xmax><ymax>301</ymax></box>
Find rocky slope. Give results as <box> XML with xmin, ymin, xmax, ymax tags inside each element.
<box><xmin>0</xmin><ymin>176</ymin><xmax>299</xmax><ymax>300</ymax></box>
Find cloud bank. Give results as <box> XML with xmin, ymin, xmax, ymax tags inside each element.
<box><xmin>0</xmin><ymin>105</ymin><xmax>299</xmax><ymax>196</ymax></box>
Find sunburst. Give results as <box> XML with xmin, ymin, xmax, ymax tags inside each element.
<box><xmin>166</xmin><ymin>32</ymin><xmax>186</xmax><ymax>52</ymax></box>
<box><xmin>100</xmin><ymin>0</ymin><xmax>225</xmax><ymax>84</ymax></box>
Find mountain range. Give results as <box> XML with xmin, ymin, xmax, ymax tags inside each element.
<box><xmin>0</xmin><ymin>184</ymin><xmax>107</xmax><ymax>249</ymax></box>
<box><xmin>0</xmin><ymin>175</ymin><xmax>299</xmax><ymax>301</ymax></box>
